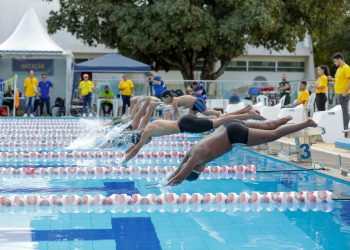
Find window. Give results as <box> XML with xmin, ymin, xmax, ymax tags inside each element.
<box><xmin>227</xmin><ymin>61</ymin><xmax>247</xmax><ymax>71</ymax></box>
<box><xmin>248</xmin><ymin>61</ymin><xmax>276</xmax><ymax>72</ymax></box>
<box><xmin>277</xmin><ymin>62</ymin><xmax>304</xmax><ymax>72</ymax></box>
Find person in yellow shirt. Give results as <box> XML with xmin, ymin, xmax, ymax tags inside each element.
<box><xmin>79</xmin><ymin>74</ymin><xmax>95</xmax><ymax>117</ymax></box>
<box><xmin>118</xmin><ymin>74</ymin><xmax>134</xmax><ymax>115</ymax></box>
<box><xmin>310</xmin><ymin>65</ymin><xmax>329</xmax><ymax>111</ymax></box>
<box><xmin>282</xmin><ymin>81</ymin><xmax>309</xmax><ymax>108</ymax></box>
<box><xmin>23</xmin><ymin>70</ymin><xmax>38</xmax><ymax>117</ymax></box>
<box><xmin>328</xmin><ymin>52</ymin><xmax>350</xmax><ymax>133</ymax></box>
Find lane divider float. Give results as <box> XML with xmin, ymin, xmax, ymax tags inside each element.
<box><xmin>0</xmin><ymin>190</ymin><xmax>333</xmax><ymax>207</ymax></box>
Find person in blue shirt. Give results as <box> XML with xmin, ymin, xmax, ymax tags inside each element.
<box><xmin>148</xmin><ymin>73</ymin><xmax>166</xmax><ymax>99</ymax></box>
<box><xmin>229</xmin><ymin>90</ymin><xmax>240</xmax><ymax>104</ymax></box>
<box><xmin>38</xmin><ymin>73</ymin><xmax>53</xmax><ymax>116</ymax></box>
<box><xmin>189</xmin><ymin>82</ymin><xmax>207</xmax><ymax>102</ymax></box>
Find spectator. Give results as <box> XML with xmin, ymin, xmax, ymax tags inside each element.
<box><xmin>38</xmin><ymin>73</ymin><xmax>53</xmax><ymax>116</ymax></box>
<box><xmin>310</xmin><ymin>65</ymin><xmax>329</xmax><ymax>111</ymax></box>
<box><xmin>148</xmin><ymin>73</ymin><xmax>166</xmax><ymax>99</ymax></box>
<box><xmin>328</xmin><ymin>52</ymin><xmax>350</xmax><ymax>135</ymax></box>
<box><xmin>278</xmin><ymin>74</ymin><xmax>291</xmax><ymax>105</ymax></box>
<box><xmin>282</xmin><ymin>81</ymin><xmax>309</xmax><ymax>108</ymax></box>
<box><xmin>79</xmin><ymin>73</ymin><xmax>95</xmax><ymax>117</ymax></box>
<box><xmin>229</xmin><ymin>90</ymin><xmax>241</xmax><ymax>104</ymax></box>
<box><xmin>23</xmin><ymin>70</ymin><xmax>38</xmax><ymax>117</ymax></box>
<box><xmin>119</xmin><ymin>74</ymin><xmax>134</xmax><ymax>115</ymax></box>
<box><xmin>189</xmin><ymin>82</ymin><xmax>207</xmax><ymax>102</ymax></box>
<box><xmin>99</xmin><ymin>85</ymin><xmax>114</xmax><ymax>116</ymax></box>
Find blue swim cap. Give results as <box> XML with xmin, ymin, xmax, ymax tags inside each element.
<box><xmin>131</xmin><ymin>132</ymin><xmax>142</xmax><ymax>144</ymax></box>
<box><xmin>186</xmin><ymin>171</ymin><xmax>200</xmax><ymax>181</ymax></box>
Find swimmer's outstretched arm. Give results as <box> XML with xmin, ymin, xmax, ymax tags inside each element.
<box><xmin>123</xmin><ymin>132</ymin><xmax>150</xmax><ymax>163</ymax></box>
<box><xmin>166</xmin><ymin>153</ymin><xmax>198</xmax><ymax>186</ymax></box>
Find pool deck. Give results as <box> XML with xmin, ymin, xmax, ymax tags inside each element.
<box><xmin>253</xmin><ymin>138</ymin><xmax>350</xmax><ymax>183</ymax></box>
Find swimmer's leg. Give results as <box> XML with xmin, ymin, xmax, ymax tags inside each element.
<box><xmin>243</xmin><ymin>116</ymin><xmax>293</xmax><ymax>130</ymax></box>
<box><xmin>138</xmin><ymin>101</ymin><xmax>161</xmax><ymax>129</ymax></box>
<box><xmin>202</xmin><ymin>109</ymin><xmax>221</xmax><ymax>118</ymax></box>
<box><xmin>246</xmin><ymin>119</ymin><xmax>317</xmax><ymax>146</ymax></box>
<box><xmin>131</xmin><ymin>97</ymin><xmax>151</xmax><ymax>129</ymax></box>
<box><xmin>222</xmin><ymin>105</ymin><xmax>252</xmax><ymax>117</ymax></box>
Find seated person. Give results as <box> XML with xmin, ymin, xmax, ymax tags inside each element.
<box><xmin>229</xmin><ymin>91</ymin><xmax>240</xmax><ymax>104</ymax></box>
<box><xmin>188</xmin><ymin>82</ymin><xmax>207</xmax><ymax>102</ymax></box>
<box><xmin>99</xmin><ymin>85</ymin><xmax>114</xmax><ymax>116</ymax></box>
<box><xmin>122</xmin><ymin>110</ymin><xmax>288</xmax><ymax>163</ymax></box>
<box><xmin>282</xmin><ymin>81</ymin><xmax>309</xmax><ymax>108</ymax></box>
<box><xmin>161</xmin><ymin>90</ymin><xmax>221</xmax><ymax>119</ymax></box>
<box><xmin>166</xmin><ymin>118</ymin><xmax>317</xmax><ymax>186</ymax></box>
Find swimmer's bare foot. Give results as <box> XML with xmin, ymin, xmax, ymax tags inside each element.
<box><xmin>150</xmin><ymin>101</ymin><xmax>162</xmax><ymax>108</ymax></box>
<box><xmin>306</xmin><ymin>118</ymin><xmax>318</xmax><ymax>127</ymax></box>
<box><xmin>216</xmin><ymin>111</ymin><xmax>221</xmax><ymax>118</ymax></box>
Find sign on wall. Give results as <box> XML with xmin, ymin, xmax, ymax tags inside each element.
<box><xmin>12</xmin><ymin>59</ymin><xmax>54</xmax><ymax>75</ymax></box>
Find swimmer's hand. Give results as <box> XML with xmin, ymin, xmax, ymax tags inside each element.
<box><xmin>166</xmin><ymin>176</ymin><xmax>184</xmax><ymax>186</ymax></box>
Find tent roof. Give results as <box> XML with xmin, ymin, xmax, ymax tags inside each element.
<box><xmin>74</xmin><ymin>53</ymin><xmax>151</xmax><ymax>73</ymax></box>
<box><xmin>0</xmin><ymin>7</ymin><xmax>64</xmax><ymax>55</ymax></box>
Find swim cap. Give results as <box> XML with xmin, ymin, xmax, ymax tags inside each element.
<box><xmin>131</xmin><ymin>132</ymin><xmax>142</xmax><ymax>144</ymax></box>
<box><xmin>186</xmin><ymin>171</ymin><xmax>200</xmax><ymax>181</ymax></box>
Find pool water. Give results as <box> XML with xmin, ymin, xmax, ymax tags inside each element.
<box><xmin>0</xmin><ymin>120</ymin><xmax>350</xmax><ymax>250</ymax></box>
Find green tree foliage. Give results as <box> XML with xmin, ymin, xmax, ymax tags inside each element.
<box><xmin>313</xmin><ymin>1</ymin><xmax>350</xmax><ymax>75</ymax></box>
<box><xmin>46</xmin><ymin>0</ymin><xmax>345</xmax><ymax>80</ymax></box>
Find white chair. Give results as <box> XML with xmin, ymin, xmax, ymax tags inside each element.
<box><xmin>256</xmin><ymin>95</ymin><xmax>269</xmax><ymax>106</ymax></box>
<box><xmin>306</xmin><ymin>93</ymin><xmax>316</xmax><ymax>117</ymax></box>
<box><xmin>260</xmin><ymin>96</ymin><xmax>286</xmax><ymax>121</ymax></box>
<box><xmin>225</xmin><ymin>102</ymin><xmax>246</xmax><ymax>113</ymax></box>
<box><xmin>313</xmin><ymin>105</ymin><xmax>344</xmax><ymax>143</ymax></box>
<box><xmin>252</xmin><ymin>102</ymin><xmax>264</xmax><ymax>112</ymax></box>
<box><xmin>207</xmin><ymin>99</ymin><xmax>226</xmax><ymax>110</ymax></box>
<box><xmin>279</xmin><ymin>104</ymin><xmax>305</xmax><ymax>124</ymax></box>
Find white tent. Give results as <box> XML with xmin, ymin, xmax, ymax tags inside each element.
<box><xmin>0</xmin><ymin>7</ymin><xmax>73</xmax><ymax>115</ymax></box>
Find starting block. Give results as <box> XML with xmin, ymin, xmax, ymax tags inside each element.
<box><xmin>285</xmin><ymin>127</ymin><xmax>322</xmax><ymax>163</ymax></box>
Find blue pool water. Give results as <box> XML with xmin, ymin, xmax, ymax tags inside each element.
<box><xmin>1</xmin><ymin>120</ymin><xmax>350</xmax><ymax>249</ymax></box>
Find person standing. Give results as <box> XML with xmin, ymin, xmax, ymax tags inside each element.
<box><xmin>229</xmin><ymin>90</ymin><xmax>240</xmax><ymax>104</ymax></box>
<box><xmin>310</xmin><ymin>65</ymin><xmax>329</xmax><ymax>111</ymax></box>
<box><xmin>119</xmin><ymin>74</ymin><xmax>134</xmax><ymax>115</ymax></box>
<box><xmin>189</xmin><ymin>82</ymin><xmax>207</xmax><ymax>102</ymax></box>
<box><xmin>79</xmin><ymin>74</ymin><xmax>95</xmax><ymax>117</ymax></box>
<box><xmin>23</xmin><ymin>70</ymin><xmax>38</xmax><ymax>117</ymax></box>
<box><xmin>38</xmin><ymin>73</ymin><xmax>53</xmax><ymax>116</ymax></box>
<box><xmin>148</xmin><ymin>73</ymin><xmax>166</xmax><ymax>99</ymax></box>
<box><xmin>99</xmin><ymin>85</ymin><xmax>114</xmax><ymax>116</ymax></box>
<box><xmin>328</xmin><ymin>53</ymin><xmax>350</xmax><ymax>135</ymax></box>
<box><xmin>278</xmin><ymin>74</ymin><xmax>291</xmax><ymax>105</ymax></box>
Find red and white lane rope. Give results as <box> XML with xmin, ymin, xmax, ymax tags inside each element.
<box><xmin>0</xmin><ymin>202</ymin><xmax>333</xmax><ymax>213</ymax></box>
<box><xmin>0</xmin><ymin>151</ymin><xmax>189</xmax><ymax>159</ymax></box>
<box><xmin>0</xmin><ymin>191</ymin><xmax>333</xmax><ymax>207</ymax></box>
<box><xmin>0</xmin><ymin>165</ymin><xmax>256</xmax><ymax>180</ymax></box>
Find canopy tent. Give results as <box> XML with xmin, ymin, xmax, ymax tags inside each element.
<box><xmin>74</xmin><ymin>53</ymin><xmax>151</xmax><ymax>73</ymax></box>
<box><xmin>0</xmin><ymin>7</ymin><xmax>73</xmax><ymax>116</ymax></box>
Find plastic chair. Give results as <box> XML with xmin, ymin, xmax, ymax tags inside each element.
<box><xmin>225</xmin><ymin>102</ymin><xmax>246</xmax><ymax>113</ymax></box>
<box><xmin>260</xmin><ymin>96</ymin><xmax>286</xmax><ymax>121</ymax></box>
<box><xmin>306</xmin><ymin>93</ymin><xmax>316</xmax><ymax>117</ymax></box>
<box><xmin>0</xmin><ymin>106</ymin><xmax>9</xmax><ymax>117</ymax></box>
<box><xmin>256</xmin><ymin>95</ymin><xmax>269</xmax><ymax>106</ymax></box>
<box><xmin>252</xmin><ymin>102</ymin><xmax>264</xmax><ymax>112</ymax></box>
<box><xmin>278</xmin><ymin>104</ymin><xmax>305</xmax><ymax>124</ymax></box>
<box><xmin>313</xmin><ymin>105</ymin><xmax>344</xmax><ymax>143</ymax></box>
<box><xmin>207</xmin><ymin>99</ymin><xmax>226</xmax><ymax>110</ymax></box>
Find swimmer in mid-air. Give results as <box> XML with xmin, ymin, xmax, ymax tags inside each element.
<box><xmin>161</xmin><ymin>90</ymin><xmax>222</xmax><ymax>119</ymax></box>
<box><xmin>165</xmin><ymin>118</ymin><xmax>318</xmax><ymax>186</ymax></box>
<box><xmin>122</xmin><ymin>113</ymin><xmax>291</xmax><ymax>163</ymax></box>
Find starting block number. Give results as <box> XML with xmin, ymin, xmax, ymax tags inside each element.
<box><xmin>299</xmin><ymin>144</ymin><xmax>311</xmax><ymax>160</ymax></box>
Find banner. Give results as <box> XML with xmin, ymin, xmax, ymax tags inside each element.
<box><xmin>12</xmin><ymin>59</ymin><xmax>54</xmax><ymax>75</ymax></box>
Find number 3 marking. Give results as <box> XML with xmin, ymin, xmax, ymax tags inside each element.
<box><xmin>300</xmin><ymin>144</ymin><xmax>311</xmax><ymax>160</ymax></box>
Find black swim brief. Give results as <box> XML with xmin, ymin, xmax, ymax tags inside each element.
<box><xmin>223</xmin><ymin>120</ymin><xmax>248</xmax><ymax>145</ymax></box>
<box><xmin>192</xmin><ymin>98</ymin><xmax>207</xmax><ymax>113</ymax></box>
<box><xmin>178</xmin><ymin>115</ymin><xmax>214</xmax><ymax>133</ymax></box>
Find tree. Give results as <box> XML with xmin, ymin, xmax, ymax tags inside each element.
<box><xmin>46</xmin><ymin>0</ymin><xmax>345</xmax><ymax>80</ymax></box>
<box><xmin>313</xmin><ymin>1</ymin><xmax>350</xmax><ymax>75</ymax></box>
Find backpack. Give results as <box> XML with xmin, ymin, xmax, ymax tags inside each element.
<box><xmin>55</xmin><ymin>97</ymin><xmax>65</xmax><ymax>107</ymax></box>
<box><xmin>0</xmin><ymin>107</ymin><xmax>7</xmax><ymax>116</ymax></box>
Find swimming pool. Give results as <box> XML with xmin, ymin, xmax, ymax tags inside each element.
<box><xmin>0</xmin><ymin>118</ymin><xmax>349</xmax><ymax>250</ymax></box>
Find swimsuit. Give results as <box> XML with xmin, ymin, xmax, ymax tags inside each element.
<box><xmin>192</xmin><ymin>98</ymin><xmax>207</xmax><ymax>113</ymax></box>
<box><xmin>223</xmin><ymin>120</ymin><xmax>249</xmax><ymax>145</ymax></box>
<box><xmin>178</xmin><ymin>115</ymin><xmax>213</xmax><ymax>133</ymax></box>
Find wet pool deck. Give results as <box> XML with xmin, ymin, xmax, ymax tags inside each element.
<box><xmin>252</xmin><ymin>138</ymin><xmax>350</xmax><ymax>183</ymax></box>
